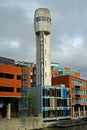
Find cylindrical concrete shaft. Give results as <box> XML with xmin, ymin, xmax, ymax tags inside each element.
<box><xmin>34</xmin><ymin>8</ymin><xmax>51</xmax><ymax>86</ymax></box>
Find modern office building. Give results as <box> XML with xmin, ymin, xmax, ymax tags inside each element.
<box><xmin>0</xmin><ymin>57</ymin><xmax>37</xmax><ymax>118</ymax></box>
<box><xmin>28</xmin><ymin>85</ymin><xmax>70</xmax><ymax>121</ymax></box>
<box><xmin>34</xmin><ymin>8</ymin><xmax>51</xmax><ymax>86</ymax></box>
<box><xmin>0</xmin><ymin>57</ymin><xmax>22</xmax><ymax>118</ymax></box>
<box><xmin>52</xmin><ymin>75</ymin><xmax>87</xmax><ymax>118</ymax></box>
<box><xmin>0</xmin><ymin>56</ymin><xmax>87</xmax><ymax>120</ymax></box>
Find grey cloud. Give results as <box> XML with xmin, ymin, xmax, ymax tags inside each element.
<box><xmin>0</xmin><ymin>0</ymin><xmax>87</xmax><ymax>78</ymax></box>
<box><xmin>0</xmin><ymin>3</ymin><xmax>36</xmax><ymax>62</ymax></box>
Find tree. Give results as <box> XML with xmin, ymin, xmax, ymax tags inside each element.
<box><xmin>28</xmin><ymin>94</ymin><xmax>36</xmax><ymax>116</ymax></box>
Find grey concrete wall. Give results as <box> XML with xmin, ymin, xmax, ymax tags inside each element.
<box><xmin>0</xmin><ymin>117</ymin><xmax>42</xmax><ymax>130</ymax></box>
<box><xmin>27</xmin><ymin>86</ymin><xmax>41</xmax><ymax>117</ymax></box>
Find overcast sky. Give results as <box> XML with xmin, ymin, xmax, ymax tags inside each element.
<box><xmin>0</xmin><ymin>0</ymin><xmax>87</xmax><ymax>79</ymax></box>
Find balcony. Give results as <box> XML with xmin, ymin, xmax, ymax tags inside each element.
<box><xmin>72</xmin><ymin>88</ymin><xmax>81</xmax><ymax>96</ymax></box>
<box><xmin>74</xmin><ymin>83</ymin><xmax>81</xmax><ymax>88</ymax></box>
<box><xmin>72</xmin><ymin>98</ymin><xmax>84</xmax><ymax>105</ymax></box>
<box><xmin>75</xmin><ymin>100</ymin><xmax>81</xmax><ymax>104</ymax></box>
<box><xmin>75</xmin><ymin>90</ymin><xmax>81</xmax><ymax>95</ymax></box>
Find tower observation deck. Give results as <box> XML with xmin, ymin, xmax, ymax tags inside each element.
<box><xmin>34</xmin><ymin>8</ymin><xmax>51</xmax><ymax>86</ymax></box>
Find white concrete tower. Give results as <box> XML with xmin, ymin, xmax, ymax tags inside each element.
<box><xmin>34</xmin><ymin>8</ymin><xmax>51</xmax><ymax>86</ymax></box>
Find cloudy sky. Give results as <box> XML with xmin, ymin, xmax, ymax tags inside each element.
<box><xmin>0</xmin><ymin>0</ymin><xmax>87</xmax><ymax>79</ymax></box>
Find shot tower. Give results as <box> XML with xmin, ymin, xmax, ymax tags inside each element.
<box><xmin>34</xmin><ymin>8</ymin><xmax>51</xmax><ymax>86</ymax></box>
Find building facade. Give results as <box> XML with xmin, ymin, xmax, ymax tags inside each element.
<box><xmin>52</xmin><ymin>75</ymin><xmax>87</xmax><ymax>119</ymax></box>
<box><xmin>0</xmin><ymin>56</ymin><xmax>87</xmax><ymax>121</ymax></box>
<box><xmin>0</xmin><ymin>57</ymin><xmax>22</xmax><ymax>118</ymax></box>
<box><xmin>0</xmin><ymin>56</ymin><xmax>87</xmax><ymax>120</ymax></box>
<box><xmin>28</xmin><ymin>85</ymin><xmax>70</xmax><ymax>121</ymax></box>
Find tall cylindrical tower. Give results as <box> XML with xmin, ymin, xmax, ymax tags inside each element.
<box><xmin>34</xmin><ymin>8</ymin><xmax>51</xmax><ymax>86</ymax></box>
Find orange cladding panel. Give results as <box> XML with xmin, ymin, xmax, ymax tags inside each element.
<box><xmin>0</xmin><ymin>64</ymin><xmax>22</xmax><ymax>97</ymax></box>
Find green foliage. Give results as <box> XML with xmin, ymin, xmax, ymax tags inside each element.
<box><xmin>28</xmin><ymin>94</ymin><xmax>36</xmax><ymax>116</ymax></box>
